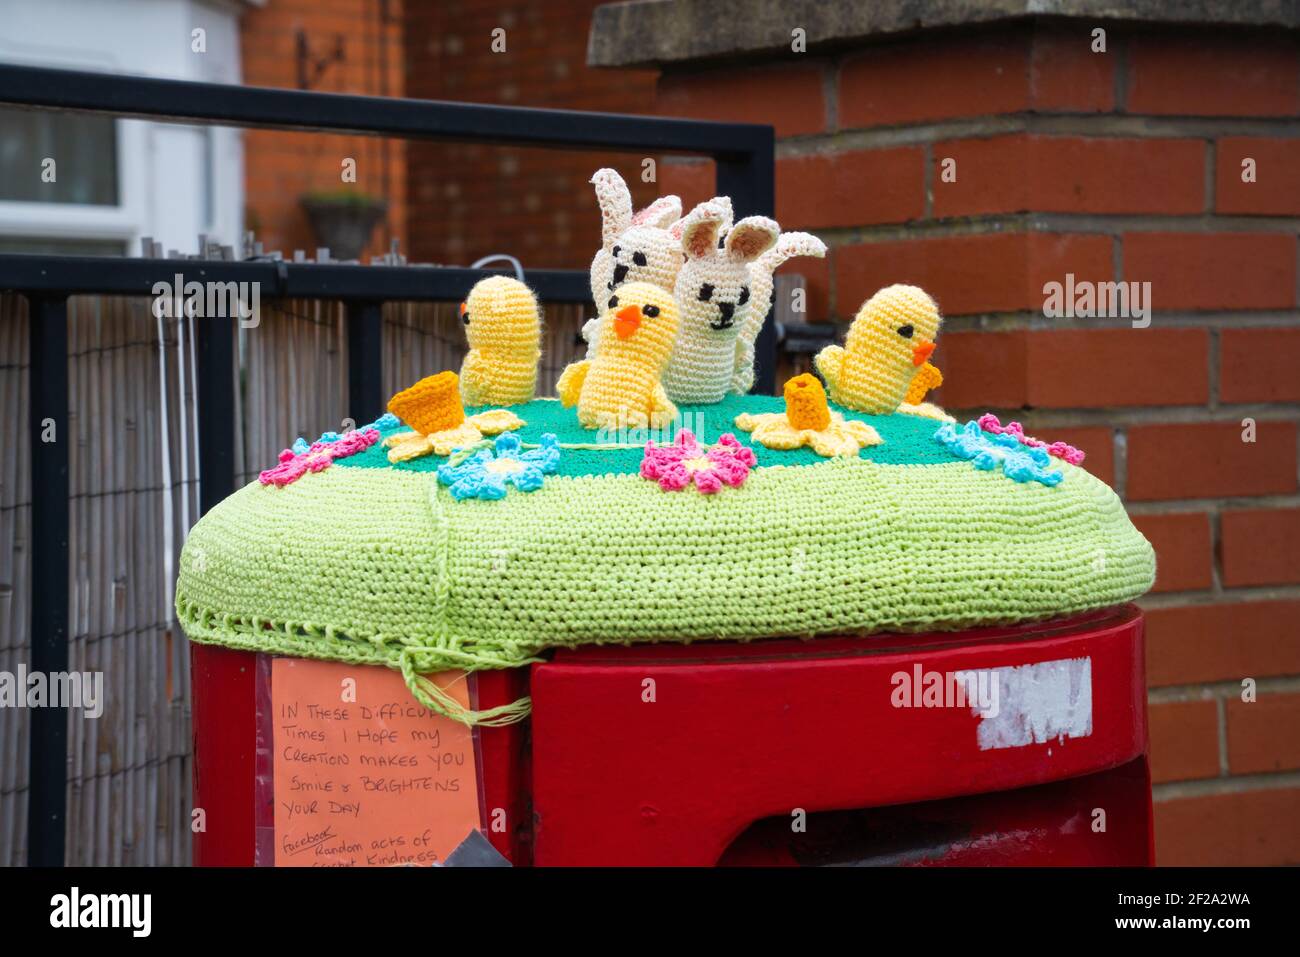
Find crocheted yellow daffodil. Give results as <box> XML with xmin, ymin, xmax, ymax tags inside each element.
<box><xmin>383</xmin><ymin>370</ymin><xmax>524</xmax><ymax>463</ymax></box>
<box><xmin>734</xmin><ymin>373</ymin><xmax>883</xmax><ymax>458</ymax></box>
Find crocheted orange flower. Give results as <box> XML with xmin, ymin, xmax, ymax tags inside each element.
<box><xmin>387</xmin><ymin>371</ymin><xmax>465</xmax><ymax>434</ymax></box>
<box><xmin>784</xmin><ymin>374</ymin><xmax>831</xmax><ymax>431</ymax></box>
<box><xmin>383</xmin><ymin>371</ymin><xmax>524</xmax><ymax>463</ymax></box>
<box><xmin>735</xmin><ymin>374</ymin><xmax>883</xmax><ymax>458</ymax></box>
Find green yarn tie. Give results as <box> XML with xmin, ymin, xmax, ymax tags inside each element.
<box><xmin>404</xmin><ymin>477</ymin><xmax>538</xmax><ymax>726</ymax></box>
<box><xmin>397</xmin><ymin>647</ymin><xmax>535</xmax><ymax>727</ymax></box>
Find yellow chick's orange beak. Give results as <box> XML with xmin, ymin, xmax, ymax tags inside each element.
<box><xmin>614</xmin><ymin>304</ymin><xmax>642</xmax><ymax>340</ymax></box>
<box><xmin>912</xmin><ymin>341</ymin><xmax>935</xmax><ymax>367</ymax></box>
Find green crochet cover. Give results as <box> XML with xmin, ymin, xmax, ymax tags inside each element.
<box><xmin>176</xmin><ymin>395</ymin><xmax>1154</xmax><ymax>723</ymax></box>
<box><xmin>337</xmin><ymin>395</ymin><xmax>960</xmax><ymax>475</ymax></box>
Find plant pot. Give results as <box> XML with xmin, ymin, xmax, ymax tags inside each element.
<box><xmin>301</xmin><ymin>196</ymin><xmax>388</xmax><ymax>261</ymax></box>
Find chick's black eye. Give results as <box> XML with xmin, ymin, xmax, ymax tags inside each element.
<box><xmin>461</xmin><ymin>312</ymin><xmax>470</xmax><ymax>325</ymax></box>
<box><xmin>642</xmin><ymin>303</ymin><xmax>660</xmax><ymax>318</ymax></box>
<box><xmin>612</xmin><ymin>246</ymin><xmax>621</xmax><ymax>257</ymax></box>
<box><xmin>608</xmin><ymin>295</ymin><xmax>619</xmax><ymax>308</ymax></box>
<box><xmin>698</xmin><ymin>283</ymin><xmax>714</xmax><ymax>302</ymax></box>
<box><xmin>632</xmin><ymin>251</ymin><xmax>647</xmax><ymax>267</ymax></box>
<box><xmin>898</xmin><ymin>324</ymin><xmax>914</xmax><ymax>338</ymax></box>
<box><xmin>738</xmin><ymin>286</ymin><xmax>750</xmax><ymax>305</ymax></box>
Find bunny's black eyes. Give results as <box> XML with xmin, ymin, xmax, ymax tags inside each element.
<box><xmin>612</xmin><ymin>245</ymin><xmax>621</xmax><ymax>257</ymax></box>
<box><xmin>632</xmin><ymin>251</ymin><xmax>647</xmax><ymax>267</ymax></box>
<box><xmin>898</xmin><ymin>325</ymin><xmax>914</xmax><ymax>338</ymax></box>
<box><xmin>698</xmin><ymin>283</ymin><xmax>714</xmax><ymax>301</ymax></box>
<box><xmin>642</xmin><ymin>304</ymin><xmax>660</xmax><ymax>318</ymax></box>
<box><xmin>738</xmin><ymin>286</ymin><xmax>750</xmax><ymax>305</ymax></box>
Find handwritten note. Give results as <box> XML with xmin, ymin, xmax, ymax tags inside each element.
<box><xmin>271</xmin><ymin>658</ymin><xmax>481</xmax><ymax>867</ymax></box>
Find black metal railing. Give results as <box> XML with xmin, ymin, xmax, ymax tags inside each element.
<box><xmin>0</xmin><ymin>63</ymin><xmax>774</xmax><ymax>866</ymax></box>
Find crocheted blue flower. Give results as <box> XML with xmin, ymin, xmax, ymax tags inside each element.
<box><xmin>437</xmin><ymin>432</ymin><xmax>560</xmax><ymax>501</ymax></box>
<box><xmin>292</xmin><ymin>413</ymin><xmax>401</xmax><ymax>454</ymax></box>
<box><xmin>934</xmin><ymin>421</ymin><xmax>1064</xmax><ymax>487</ymax></box>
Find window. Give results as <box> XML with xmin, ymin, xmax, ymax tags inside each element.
<box><xmin>0</xmin><ymin>1</ymin><xmax>244</xmax><ymax>257</ymax></box>
<box><xmin>0</xmin><ymin>106</ymin><xmax>119</xmax><ymax>206</ymax></box>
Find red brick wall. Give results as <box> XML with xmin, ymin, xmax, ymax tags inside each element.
<box><xmin>241</xmin><ymin>0</ymin><xmax>406</xmax><ymax>260</ymax></box>
<box><xmin>658</xmin><ymin>21</ymin><xmax>1300</xmax><ymax>866</ymax></box>
<box><xmin>403</xmin><ymin>0</ymin><xmax>658</xmax><ymax>268</ymax></box>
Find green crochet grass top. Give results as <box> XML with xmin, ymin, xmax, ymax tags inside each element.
<box><xmin>176</xmin><ymin>394</ymin><xmax>1155</xmax><ymax>724</ymax></box>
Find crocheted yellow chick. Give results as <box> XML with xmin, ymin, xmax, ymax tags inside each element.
<box><xmin>458</xmin><ymin>276</ymin><xmax>541</xmax><ymax>407</ymax></box>
<box><xmin>582</xmin><ymin>168</ymin><xmax>696</xmax><ymax>358</ymax></box>
<box><xmin>734</xmin><ymin>373</ymin><xmax>882</xmax><ymax>457</ymax></box>
<box><xmin>556</xmin><ymin>281</ymin><xmax>680</xmax><ymax>430</ymax></box>
<box><xmin>384</xmin><ymin>370</ymin><xmax>523</xmax><ymax>462</ymax></box>
<box><xmin>815</xmin><ymin>284</ymin><xmax>944</xmax><ymax>415</ymax></box>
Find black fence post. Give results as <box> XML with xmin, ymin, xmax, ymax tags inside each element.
<box><xmin>197</xmin><ymin>314</ymin><xmax>236</xmax><ymax>516</ymax></box>
<box><xmin>26</xmin><ymin>294</ymin><xmax>69</xmax><ymax>867</ymax></box>
<box><xmin>346</xmin><ymin>301</ymin><xmax>384</xmax><ymax>427</ymax></box>
<box><xmin>716</xmin><ymin>132</ymin><xmax>778</xmax><ymax>394</ymax></box>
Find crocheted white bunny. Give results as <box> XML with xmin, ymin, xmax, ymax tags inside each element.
<box><xmin>584</xmin><ymin>169</ymin><xmax>685</xmax><ymax>357</ymax></box>
<box><xmin>731</xmin><ymin>231</ymin><xmax>828</xmax><ymax>395</ymax></box>
<box><xmin>588</xmin><ymin>168</ymin><xmax>685</xmax><ymax>307</ymax></box>
<box><xmin>662</xmin><ymin>205</ymin><xmax>780</xmax><ymax>405</ymax></box>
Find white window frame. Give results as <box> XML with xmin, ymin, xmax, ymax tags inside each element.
<box><xmin>0</xmin><ymin>118</ymin><xmax>147</xmax><ymax>252</ymax></box>
<box><xmin>0</xmin><ymin>0</ymin><xmax>245</xmax><ymax>256</ymax></box>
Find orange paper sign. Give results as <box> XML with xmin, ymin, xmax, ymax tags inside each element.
<box><xmin>270</xmin><ymin>658</ymin><xmax>481</xmax><ymax>867</ymax></box>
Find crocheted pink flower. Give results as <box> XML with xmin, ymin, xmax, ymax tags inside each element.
<box><xmin>977</xmin><ymin>414</ymin><xmax>1085</xmax><ymax>466</ymax></box>
<box><xmin>259</xmin><ymin>427</ymin><xmax>380</xmax><ymax>487</ymax></box>
<box><xmin>640</xmin><ymin>430</ymin><xmax>756</xmax><ymax>494</ymax></box>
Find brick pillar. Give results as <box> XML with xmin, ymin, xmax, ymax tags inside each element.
<box><xmin>610</xmin><ymin>16</ymin><xmax>1300</xmax><ymax>865</ymax></box>
<box><xmin>404</xmin><ymin>0</ymin><xmax>658</xmax><ymax>268</ymax></box>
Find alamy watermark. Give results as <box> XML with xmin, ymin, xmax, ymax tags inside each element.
<box><xmin>593</xmin><ymin>410</ymin><xmax>711</xmax><ymax>446</ymax></box>
<box><xmin>50</xmin><ymin>887</ymin><xmax>150</xmax><ymax>937</ymax></box>
<box><xmin>1042</xmin><ymin>273</ymin><xmax>1151</xmax><ymax>328</ymax></box>
<box><xmin>151</xmin><ymin>273</ymin><xmax>261</xmax><ymax>328</ymax></box>
<box><xmin>891</xmin><ymin>664</ymin><xmax>1000</xmax><ymax>719</ymax></box>
<box><xmin>1</xmin><ymin>665</ymin><xmax>103</xmax><ymax>718</ymax></box>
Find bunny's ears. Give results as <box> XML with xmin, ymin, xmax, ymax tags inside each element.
<box><xmin>677</xmin><ymin>199</ymin><xmax>778</xmax><ymax>264</ymax></box>
<box><xmin>725</xmin><ymin>217</ymin><xmax>780</xmax><ymax>263</ymax></box>
<box><xmin>631</xmin><ymin>195</ymin><xmax>683</xmax><ymax>229</ymax></box>
<box><xmin>669</xmin><ymin>196</ymin><xmax>733</xmax><ymax>243</ymax></box>
<box><xmin>589</xmin><ymin>167</ymin><xmax>809</xmax><ymax>267</ymax></box>
<box><xmin>590</xmin><ymin>167</ymin><xmax>683</xmax><ymax>248</ymax></box>
<box><xmin>757</xmin><ymin>231</ymin><xmax>828</xmax><ymax>273</ymax></box>
<box><xmin>677</xmin><ymin>201</ymin><xmax>730</xmax><ymax>260</ymax></box>
<box><xmin>590</xmin><ymin>168</ymin><xmax>632</xmax><ymax>247</ymax></box>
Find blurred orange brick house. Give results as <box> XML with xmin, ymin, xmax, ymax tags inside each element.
<box><xmin>241</xmin><ymin>0</ymin><xmax>658</xmax><ymax>265</ymax></box>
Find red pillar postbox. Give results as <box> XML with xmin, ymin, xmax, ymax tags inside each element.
<box><xmin>192</xmin><ymin>603</ymin><xmax>1152</xmax><ymax>866</ymax></box>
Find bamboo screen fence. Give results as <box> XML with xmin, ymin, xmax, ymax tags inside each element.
<box><xmin>0</xmin><ymin>291</ymin><xmax>587</xmax><ymax>865</ymax></box>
